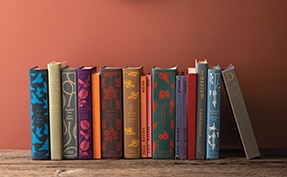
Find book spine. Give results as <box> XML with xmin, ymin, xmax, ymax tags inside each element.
<box><xmin>62</xmin><ymin>68</ymin><xmax>78</xmax><ymax>159</ymax></box>
<box><xmin>122</xmin><ymin>67</ymin><xmax>143</xmax><ymax>158</ymax></box>
<box><xmin>187</xmin><ymin>68</ymin><xmax>197</xmax><ymax>160</ymax></box>
<box><xmin>195</xmin><ymin>60</ymin><xmax>208</xmax><ymax>160</ymax></box>
<box><xmin>152</xmin><ymin>66</ymin><xmax>177</xmax><ymax>159</ymax></box>
<box><xmin>29</xmin><ymin>68</ymin><xmax>50</xmax><ymax>160</ymax></box>
<box><xmin>206</xmin><ymin>66</ymin><xmax>221</xmax><ymax>160</ymax></box>
<box><xmin>221</xmin><ymin>65</ymin><xmax>260</xmax><ymax>159</ymax></box>
<box><xmin>175</xmin><ymin>75</ymin><xmax>183</xmax><ymax>159</ymax></box>
<box><xmin>77</xmin><ymin>67</ymin><xmax>96</xmax><ymax>159</ymax></box>
<box><xmin>146</xmin><ymin>74</ymin><xmax>152</xmax><ymax>158</ymax></box>
<box><xmin>140</xmin><ymin>75</ymin><xmax>148</xmax><ymax>158</ymax></box>
<box><xmin>181</xmin><ymin>75</ymin><xmax>188</xmax><ymax>160</ymax></box>
<box><xmin>100</xmin><ymin>68</ymin><xmax>123</xmax><ymax>159</ymax></box>
<box><xmin>92</xmin><ymin>72</ymin><xmax>101</xmax><ymax>159</ymax></box>
<box><xmin>48</xmin><ymin>62</ymin><xmax>65</xmax><ymax>160</ymax></box>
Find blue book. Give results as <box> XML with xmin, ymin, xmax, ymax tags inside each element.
<box><xmin>206</xmin><ymin>65</ymin><xmax>221</xmax><ymax>160</ymax></box>
<box><xmin>29</xmin><ymin>66</ymin><xmax>50</xmax><ymax>160</ymax></box>
<box><xmin>175</xmin><ymin>75</ymin><xmax>183</xmax><ymax>159</ymax></box>
<box><xmin>180</xmin><ymin>75</ymin><xmax>188</xmax><ymax>160</ymax></box>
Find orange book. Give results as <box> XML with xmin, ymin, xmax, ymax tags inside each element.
<box><xmin>140</xmin><ymin>75</ymin><xmax>148</xmax><ymax>158</ymax></box>
<box><xmin>92</xmin><ymin>72</ymin><xmax>101</xmax><ymax>159</ymax></box>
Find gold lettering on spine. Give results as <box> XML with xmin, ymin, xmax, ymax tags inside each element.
<box><xmin>226</xmin><ymin>71</ymin><xmax>234</xmax><ymax>81</ymax></box>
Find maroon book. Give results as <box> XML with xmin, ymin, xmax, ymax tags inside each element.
<box><xmin>100</xmin><ymin>66</ymin><xmax>123</xmax><ymax>159</ymax></box>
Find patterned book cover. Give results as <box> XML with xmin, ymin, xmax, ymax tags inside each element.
<box><xmin>100</xmin><ymin>66</ymin><xmax>123</xmax><ymax>159</ymax></box>
<box><xmin>181</xmin><ymin>75</ymin><xmax>188</xmax><ymax>160</ymax></box>
<box><xmin>152</xmin><ymin>65</ymin><xmax>177</xmax><ymax>159</ymax></box>
<box><xmin>146</xmin><ymin>74</ymin><xmax>153</xmax><ymax>158</ymax></box>
<box><xmin>206</xmin><ymin>65</ymin><xmax>221</xmax><ymax>160</ymax></box>
<box><xmin>140</xmin><ymin>75</ymin><xmax>148</xmax><ymax>158</ymax></box>
<box><xmin>92</xmin><ymin>72</ymin><xmax>101</xmax><ymax>159</ymax></box>
<box><xmin>62</xmin><ymin>68</ymin><xmax>78</xmax><ymax>159</ymax></box>
<box><xmin>222</xmin><ymin>65</ymin><xmax>260</xmax><ymax>159</ymax></box>
<box><xmin>175</xmin><ymin>75</ymin><xmax>183</xmax><ymax>159</ymax></box>
<box><xmin>122</xmin><ymin>66</ymin><xmax>143</xmax><ymax>158</ymax></box>
<box><xmin>77</xmin><ymin>66</ymin><xmax>97</xmax><ymax>159</ymax></box>
<box><xmin>187</xmin><ymin>67</ymin><xmax>197</xmax><ymax>160</ymax></box>
<box><xmin>195</xmin><ymin>59</ymin><xmax>208</xmax><ymax>160</ymax></box>
<box><xmin>29</xmin><ymin>67</ymin><xmax>50</xmax><ymax>160</ymax></box>
<box><xmin>48</xmin><ymin>61</ymin><xmax>68</xmax><ymax>160</ymax></box>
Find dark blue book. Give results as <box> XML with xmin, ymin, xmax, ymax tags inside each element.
<box><xmin>206</xmin><ymin>65</ymin><xmax>221</xmax><ymax>160</ymax></box>
<box><xmin>180</xmin><ymin>75</ymin><xmax>188</xmax><ymax>160</ymax></box>
<box><xmin>29</xmin><ymin>66</ymin><xmax>50</xmax><ymax>160</ymax></box>
<box><xmin>175</xmin><ymin>75</ymin><xmax>183</xmax><ymax>159</ymax></box>
<box><xmin>77</xmin><ymin>66</ymin><xmax>97</xmax><ymax>159</ymax></box>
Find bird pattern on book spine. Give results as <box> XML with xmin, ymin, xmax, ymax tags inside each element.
<box><xmin>152</xmin><ymin>66</ymin><xmax>177</xmax><ymax>159</ymax></box>
<box><xmin>29</xmin><ymin>68</ymin><xmax>50</xmax><ymax>160</ymax></box>
<box><xmin>100</xmin><ymin>68</ymin><xmax>123</xmax><ymax>159</ymax></box>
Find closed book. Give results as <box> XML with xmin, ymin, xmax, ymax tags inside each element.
<box><xmin>48</xmin><ymin>61</ymin><xmax>68</xmax><ymax>160</ymax></box>
<box><xmin>221</xmin><ymin>65</ymin><xmax>260</xmax><ymax>159</ymax></box>
<box><xmin>195</xmin><ymin>59</ymin><xmax>208</xmax><ymax>160</ymax></box>
<box><xmin>122</xmin><ymin>66</ymin><xmax>143</xmax><ymax>158</ymax></box>
<box><xmin>29</xmin><ymin>67</ymin><xmax>50</xmax><ymax>160</ymax></box>
<box><xmin>146</xmin><ymin>74</ymin><xmax>153</xmax><ymax>158</ymax></box>
<box><xmin>92</xmin><ymin>72</ymin><xmax>101</xmax><ymax>159</ymax></box>
<box><xmin>206</xmin><ymin>65</ymin><xmax>221</xmax><ymax>160</ymax></box>
<box><xmin>175</xmin><ymin>75</ymin><xmax>183</xmax><ymax>159</ymax></box>
<box><xmin>152</xmin><ymin>65</ymin><xmax>177</xmax><ymax>159</ymax></box>
<box><xmin>181</xmin><ymin>75</ymin><xmax>188</xmax><ymax>160</ymax></box>
<box><xmin>140</xmin><ymin>75</ymin><xmax>148</xmax><ymax>158</ymax></box>
<box><xmin>77</xmin><ymin>66</ymin><xmax>96</xmax><ymax>159</ymax></box>
<box><xmin>187</xmin><ymin>67</ymin><xmax>197</xmax><ymax>160</ymax></box>
<box><xmin>100</xmin><ymin>66</ymin><xmax>123</xmax><ymax>159</ymax></box>
<box><xmin>62</xmin><ymin>68</ymin><xmax>78</xmax><ymax>159</ymax></box>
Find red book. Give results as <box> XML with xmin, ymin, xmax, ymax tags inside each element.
<box><xmin>140</xmin><ymin>75</ymin><xmax>148</xmax><ymax>158</ymax></box>
<box><xmin>146</xmin><ymin>74</ymin><xmax>152</xmax><ymax>158</ymax></box>
<box><xmin>187</xmin><ymin>67</ymin><xmax>197</xmax><ymax>160</ymax></box>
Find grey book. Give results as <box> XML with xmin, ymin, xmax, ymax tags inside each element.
<box><xmin>221</xmin><ymin>64</ymin><xmax>260</xmax><ymax>159</ymax></box>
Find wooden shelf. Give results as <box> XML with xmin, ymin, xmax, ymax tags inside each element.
<box><xmin>0</xmin><ymin>149</ymin><xmax>286</xmax><ymax>176</ymax></box>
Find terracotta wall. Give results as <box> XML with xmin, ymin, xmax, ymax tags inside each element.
<box><xmin>0</xmin><ymin>0</ymin><xmax>286</xmax><ymax>149</ymax></box>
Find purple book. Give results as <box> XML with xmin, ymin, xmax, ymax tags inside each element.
<box><xmin>180</xmin><ymin>75</ymin><xmax>188</xmax><ymax>160</ymax></box>
<box><xmin>77</xmin><ymin>66</ymin><xmax>97</xmax><ymax>159</ymax></box>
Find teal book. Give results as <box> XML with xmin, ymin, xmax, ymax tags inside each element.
<box><xmin>206</xmin><ymin>65</ymin><xmax>221</xmax><ymax>160</ymax></box>
<box><xmin>152</xmin><ymin>65</ymin><xmax>177</xmax><ymax>159</ymax></box>
<box><xmin>29</xmin><ymin>67</ymin><xmax>50</xmax><ymax>160</ymax></box>
<box><xmin>195</xmin><ymin>59</ymin><xmax>208</xmax><ymax>160</ymax></box>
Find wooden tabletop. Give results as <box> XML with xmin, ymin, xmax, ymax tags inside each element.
<box><xmin>0</xmin><ymin>149</ymin><xmax>286</xmax><ymax>177</ymax></box>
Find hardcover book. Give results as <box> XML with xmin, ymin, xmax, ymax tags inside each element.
<box><xmin>29</xmin><ymin>67</ymin><xmax>50</xmax><ymax>160</ymax></box>
<box><xmin>146</xmin><ymin>74</ymin><xmax>153</xmax><ymax>158</ymax></box>
<box><xmin>100</xmin><ymin>66</ymin><xmax>123</xmax><ymax>159</ymax></box>
<box><xmin>77</xmin><ymin>66</ymin><xmax>97</xmax><ymax>159</ymax></box>
<box><xmin>62</xmin><ymin>68</ymin><xmax>78</xmax><ymax>159</ymax></box>
<box><xmin>48</xmin><ymin>61</ymin><xmax>68</xmax><ymax>160</ymax></box>
<box><xmin>122</xmin><ymin>66</ymin><xmax>143</xmax><ymax>158</ymax></box>
<box><xmin>152</xmin><ymin>65</ymin><xmax>177</xmax><ymax>159</ymax></box>
<box><xmin>181</xmin><ymin>75</ymin><xmax>188</xmax><ymax>160</ymax></box>
<box><xmin>92</xmin><ymin>72</ymin><xmax>101</xmax><ymax>159</ymax></box>
<box><xmin>221</xmin><ymin>64</ymin><xmax>260</xmax><ymax>159</ymax></box>
<box><xmin>175</xmin><ymin>75</ymin><xmax>183</xmax><ymax>159</ymax></box>
<box><xmin>140</xmin><ymin>75</ymin><xmax>148</xmax><ymax>158</ymax></box>
<box><xmin>195</xmin><ymin>59</ymin><xmax>208</xmax><ymax>160</ymax></box>
<box><xmin>187</xmin><ymin>67</ymin><xmax>197</xmax><ymax>160</ymax></box>
<box><xmin>206</xmin><ymin>65</ymin><xmax>221</xmax><ymax>160</ymax></box>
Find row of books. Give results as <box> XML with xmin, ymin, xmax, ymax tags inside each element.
<box><xmin>29</xmin><ymin>60</ymin><xmax>260</xmax><ymax>160</ymax></box>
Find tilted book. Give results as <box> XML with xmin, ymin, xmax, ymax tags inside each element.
<box><xmin>181</xmin><ymin>75</ymin><xmax>188</xmax><ymax>160</ymax></box>
<box><xmin>187</xmin><ymin>67</ymin><xmax>197</xmax><ymax>160</ymax></box>
<box><xmin>140</xmin><ymin>75</ymin><xmax>148</xmax><ymax>158</ymax></box>
<box><xmin>62</xmin><ymin>68</ymin><xmax>78</xmax><ymax>159</ymax></box>
<box><xmin>92</xmin><ymin>72</ymin><xmax>101</xmax><ymax>159</ymax></box>
<box><xmin>175</xmin><ymin>75</ymin><xmax>183</xmax><ymax>159</ymax></box>
<box><xmin>152</xmin><ymin>65</ymin><xmax>177</xmax><ymax>159</ymax></box>
<box><xmin>195</xmin><ymin>59</ymin><xmax>208</xmax><ymax>160</ymax></box>
<box><xmin>77</xmin><ymin>66</ymin><xmax>97</xmax><ymax>159</ymax></box>
<box><xmin>100</xmin><ymin>66</ymin><xmax>123</xmax><ymax>159</ymax></box>
<box><xmin>146</xmin><ymin>74</ymin><xmax>153</xmax><ymax>158</ymax></box>
<box><xmin>221</xmin><ymin>64</ymin><xmax>260</xmax><ymax>159</ymax></box>
<box><xmin>122</xmin><ymin>66</ymin><xmax>143</xmax><ymax>158</ymax></box>
<box><xmin>206</xmin><ymin>65</ymin><xmax>221</xmax><ymax>160</ymax></box>
<box><xmin>29</xmin><ymin>67</ymin><xmax>50</xmax><ymax>160</ymax></box>
<box><xmin>48</xmin><ymin>61</ymin><xmax>68</xmax><ymax>160</ymax></box>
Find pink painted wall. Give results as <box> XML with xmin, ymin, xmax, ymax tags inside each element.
<box><xmin>0</xmin><ymin>0</ymin><xmax>286</xmax><ymax>149</ymax></box>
